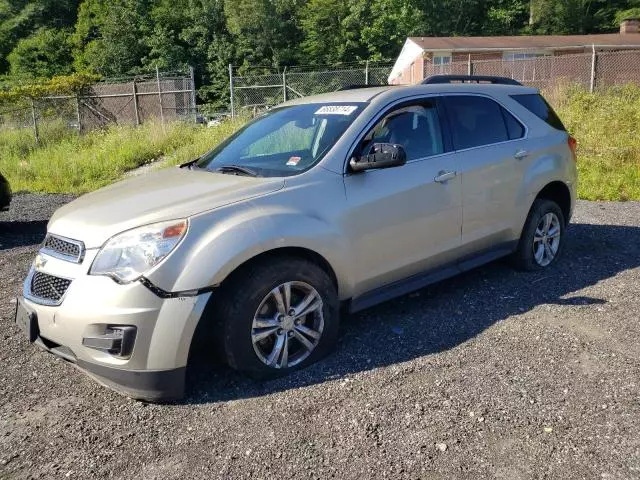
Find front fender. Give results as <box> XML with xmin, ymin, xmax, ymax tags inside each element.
<box><xmin>145</xmin><ymin>203</ymin><xmax>354</xmax><ymax>299</ymax></box>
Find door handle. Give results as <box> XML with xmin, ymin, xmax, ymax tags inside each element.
<box><xmin>434</xmin><ymin>171</ymin><xmax>457</xmax><ymax>183</ymax></box>
<box><xmin>514</xmin><ymin>149</ymin><xmax>529</xmax><ymax>160</ymax></box>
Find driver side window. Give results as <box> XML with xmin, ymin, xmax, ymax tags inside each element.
<box><xmin>361</xmin><ymin>100</ymin><xmax>444</xmax><ymax>162</ymax></box>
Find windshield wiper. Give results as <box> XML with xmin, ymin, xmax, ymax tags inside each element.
<box><xmin>216</xmin><ymin>165</ymin><xmax>258</xmax><ymax>177</ymax></box>
<box><xmin>179</xmin><ymin>158</ymin><xmax>200</xmax><ymax>170</ymax></box>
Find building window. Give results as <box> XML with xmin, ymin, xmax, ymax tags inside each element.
<box><xmin>503</xmin><ymin>51</ymin><xmax>551</xmax><ymax>82</ymax></box>
<box><xmin>503</xmin><ymin>52</ymin><xmax>548</xmax><ymax>61</ymax></box>
<box><xmin>433</xmin><ymin>54</ymin><xmax>452</xmax><ymax>74</ymax></box>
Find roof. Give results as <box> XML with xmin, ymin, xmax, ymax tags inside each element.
<box><xmin>284</xmin><ymin>83</ymin><xmax>537</xmax><ymax>107</ymax></box>
<box><xmin>284</xmin><ymin>86</ymin><xmax>392</xmax><ymax>105</ymax></box>
<box><xmin>408</xmin><ymin>33</ymin><xmax>640</xmax><ymax>52</ymax></box>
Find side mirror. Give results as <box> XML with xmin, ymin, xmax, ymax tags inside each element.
<box><xmin>349</xmin><ymin>143</ymin><xmax>407</xmax><ymax>172</ymax></box>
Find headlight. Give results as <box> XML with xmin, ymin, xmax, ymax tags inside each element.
<box><xmin>90</xmin><ymin>219</ymin><xmax>188</xmax><ymax>284</ymax></box>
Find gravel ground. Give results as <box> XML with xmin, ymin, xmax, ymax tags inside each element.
<box><xmin>1</xmin><ymin>194</ymin><xmax>640</xmax><ymax>480</ymax></box>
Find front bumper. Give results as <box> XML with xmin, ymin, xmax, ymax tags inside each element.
<box><xmin>19</xmin><ymin>249</ymin><xmax>211</xmax><ymax>401</ymax></box>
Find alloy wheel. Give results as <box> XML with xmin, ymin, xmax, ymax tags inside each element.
<box><xmin>533</xmin><ymin>212</ymin><xmax>561</xmax><ymax>267</ymax></box>
<box><xmin>251</xmin><ymin>281</ymin><xmax>324</xmax><ymax>369</ymax></box>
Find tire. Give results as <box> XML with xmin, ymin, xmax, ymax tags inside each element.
<box><xmin>214</xmin><ymin>256</ymin><xmax>339</xmax><ymax>378</ymax></box>
<box><xmin>511</xmin><ymin>199</ymin><xmax>566</xmax><ymax>271</ymax></box>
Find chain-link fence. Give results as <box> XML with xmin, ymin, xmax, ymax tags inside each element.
<box><xmin>0</xmin><ymin>68</ymin><xmax>196</xmax><ymax>144</ymax></box>
<box><xmin>230</xmin><ymin>49</ymin><xmax>640</xmax><ymax>117</ymax></box>
<box><xmin>230</xmin><ymin>62</ymin><xmax>394</xmax><ymax>116</ymax></box>
<box><xmin>422</xmin><ymin>48</ymin><xmax>640</xmax><ymax>92</ymax></box>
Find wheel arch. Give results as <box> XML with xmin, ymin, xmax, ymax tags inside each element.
<box><xmin>534</xmin><ymin>181</ymin><xmax>572</xmax><ymax>225</ymax></box>
<box><xmin>219</xmin><ymin>246</ymin><xmax>340</xmax><ymax>293</ymax></box>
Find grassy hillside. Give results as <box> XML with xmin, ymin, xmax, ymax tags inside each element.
<box><xmin>0</xmin><ymin>84</ymin><xmax>638</xmax><ymax>200</ymax></box>
<box><xmin>550</xmin><ymin>84</ymin><xmax>640</xmax><ymax>201</ymax></box>
<box><xmin>0</xmin><ymin>119</ymin><xmax>244</xmax><ymax>194</ymax></box>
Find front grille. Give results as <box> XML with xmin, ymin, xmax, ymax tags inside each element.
<box><xmin>42</xmin><ymin>235</ymin><xmax>83</xmax><ymax>262</ymax></box>
<box><xmin>30</xmin><ymin>271</ymin><xmax>72</xmax><ymax>303</ymax></box>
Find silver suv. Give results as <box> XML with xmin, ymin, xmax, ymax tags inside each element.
<box><xmin>16</xmin><ymin>77</ymin><xmax>577</xmax><ymax>401</ymax></box>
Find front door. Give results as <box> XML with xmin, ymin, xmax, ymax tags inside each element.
<box><xmin>342</xmin><ymin>98</ymin><xmax>462</xmax><ymax>297</ymax></box>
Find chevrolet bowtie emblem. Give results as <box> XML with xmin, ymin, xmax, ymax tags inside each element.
<box><xmin>34</xmin><ymin>254</ymin><xmax>47</xmax><ymax>270</ymax></box>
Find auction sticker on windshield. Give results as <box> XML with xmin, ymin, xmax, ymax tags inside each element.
<box><xmin>315</xmin><ymin>105</ymin><xmax>358</xmax><ymax>115</ymax></box>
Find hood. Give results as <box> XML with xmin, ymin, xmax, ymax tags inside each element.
<box><xmin>48</xmin><ymin>168</ymin><xmax>284</xmax><ymax>248</ymax></box>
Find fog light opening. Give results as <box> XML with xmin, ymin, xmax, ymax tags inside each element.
<box><xmin>82</xmin><ymin>326</ymin><xmax>137</xmax><ymax>357</ymax></box>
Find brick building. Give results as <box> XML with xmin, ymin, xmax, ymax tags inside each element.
<box><xmin>389</xmin><ymin>18</ymin><xmax>640</xmax><ymax>85</ymax></box>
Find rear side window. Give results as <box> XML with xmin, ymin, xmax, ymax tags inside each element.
<box><xmin>511</xmin><ymin>94</ymin><xmax>566</xmax><ymax>131</ymax></box>
<box><xmin>502</xmin><ymin>108</ymin><xmax>525</xmax><ymax>140</ymax></box>
<box><xmin>443</xmin><ymin>96</ymin><xmax>511</xmax><ymax>150</ymax></box>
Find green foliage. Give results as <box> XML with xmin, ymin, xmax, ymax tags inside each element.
<box><xmin>550</xmin><ymin>83</ymin><xmax>640</xmax><ymax>201</ymax></box>
<box><xmin>1</xmin><ymin>86</ymin><xmax>638</xmax><ymax>202</ymax></box>
<box><xmin>8</xmin><ymin>28</ymin><xmax>74</xmax><ymax>79</ymax></box>
<box><xmin>0</xmin><ymin>0</ymin><xmax>638</xmax><ymax>112</ymax></box>
<box><xmin>0</xmin><ymin>0</ymin><xmax>80</xmax><ymax>73</ymax></box>
<box><xmin>530</xmin><ymin>0</ymin><xmax>634</xmax><ymax>34</ymax></box>
<box><xmin>225</xmin><ymin>0</ymin><xmax>302</xmax><ymax>68</ymax></box>
<box><xmin>72</xmin><ymin>0</ymin><xmax>151</xmax><ymax>76</ymax></box>
<box><xmin>616</xmin><ymin>7</ymin><xmax>640</xmax><ymax>24</ymax></box>
<box><xmin>0</xmin><ymin>73</ymin><xmax>100</xmax><ymax>104</ymax></box>
<box><xmin>0</xmin><ymin>119</ymin><xmax>245</xmax><ymax>193</ymax></box>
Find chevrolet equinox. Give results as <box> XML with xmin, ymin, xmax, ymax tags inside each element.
<box><xmin>16</xmin><ymin>77</ymin><xmax>577</xmax><ymax>401</ymax></box>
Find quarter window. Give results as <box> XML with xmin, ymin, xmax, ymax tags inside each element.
<box><xmin>511</xmin><ymin>94</ymin><xmax>566</xmax><ymax>131</ymax></box>
<box><xmin>501</xmin><ymin>108</ymin><xmax>525</xmax><ymax>140</ymax></box>
<box><xmin>360</xmin><ymin>100</ymin><xmax>444</xmax><ymax>162</ymax></box>
<box><xmin>443</xmin><ymin>96</ymin><xmax>522</xmax><ymax>150</ymax></box>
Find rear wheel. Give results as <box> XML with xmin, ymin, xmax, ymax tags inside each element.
<box><xmin>216</xmin><ymin>257</ymin><xmax>339</xmax><ymax>377</ymax></box>
<box><xmin>512</xmin><ymin>199</ymin><xmax>566</xmax><ymax>271</ymax></box>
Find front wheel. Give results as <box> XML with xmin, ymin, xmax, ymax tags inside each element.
<box><xmin>216</xmin><ymin>257</ymin><xmax>339</xmax><ymax>377</ymax></box>
<box><xmin>512</xmin><ymin>199</ymin><xmax>566</xmax><ymax>271</ymax></box>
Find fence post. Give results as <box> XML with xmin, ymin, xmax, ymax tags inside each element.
<box><xmin>282</xmin><ymin>67</ymin><xmax>287</xmax><ymax>102</ymax></box>
<box><xmin>365</xmin><ymin>60</ymin><xmax>369</xmax><ymax>85</ymax></box>
<box><xmin>189</xmin><ymin>66</ymin><xmax>197</xmax><ymax>122</ymax></box>
<box><xmin>75</xmin><ymin>95</ymin><xmax>82</xmax><ymax>134</ymax></box>
<box><xmin>229</xmin><ymin>64</ymin><xmax>235</xmax><ymax>118</ymax></box>
<box><xmin>589</xmin><ymin>44</ymin><xmax>597</xmax><ymax>93</ymax></box>
<box><xmin>156</xmin><ymin>66</ymin><xmax>165</xmax><ymax>126</ymax></box>
<box><xmin>30</xmin><ymin>98</ymin><xmax>39</xmax><ymax>145</ymax></box>
<box><xmin>468</xmin><ymin>54</ymin><xmax>472</xmax><ymax>75</ymax></box>
<box><xmin>132</xmin><ymin>78</ymin><xmax>140</xmax><ymax>126</ymax></box>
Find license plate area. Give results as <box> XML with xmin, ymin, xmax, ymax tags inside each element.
<box><xmin>15</xmin><ymin>297</ymin><xmax>39</xmax><ymax>343</ymax></box>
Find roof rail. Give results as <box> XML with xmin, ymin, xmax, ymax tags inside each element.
<box><xmin>422</xmin><ymin>75</ymin><xmax>523</xmax><ymax>86</ymax></box>
<box><xmin>338</xmin><ymin>84</ymin><xmax>392</xmax><ymax>91</ymax></box>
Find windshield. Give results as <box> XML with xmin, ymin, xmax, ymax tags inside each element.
<box><xmin>195</xmin><ymin>102</ymin><xmax>366</xmax><ymax>177</ymax></box>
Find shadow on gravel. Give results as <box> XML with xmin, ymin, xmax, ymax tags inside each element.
<box><xmin>0</xmin><ymin>220</ymin><xmax>48</xmax><ymax>250</ymax></box>
<box><xmin>184</xmin><ymin>222</ymin><xmax>640</xmax><ymax>405</ymax></box>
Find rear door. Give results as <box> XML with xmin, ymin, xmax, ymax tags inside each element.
<box><xmin>343</xmin><ymin>97</ymin><xmax>463</xmax><ymax>297</ymax></box>
<box><xmin>441</xmin><ymin>94</ymin><xmax>526</xmax><ymax>257</ymax></box>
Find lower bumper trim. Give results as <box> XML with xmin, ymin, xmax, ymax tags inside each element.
<box><xmin>77</xmin><ymin>360</ymin><xmax>186</xmax><ymax>402</ymax></box>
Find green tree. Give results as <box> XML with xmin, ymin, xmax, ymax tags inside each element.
<box><xmin>530</xmin><ymin>0</ymin><xmax>636</xmax><ymax>34</ymax></box>
<box><xmin>300</xmin><ymin>0</ymin><xmax>369</xmax><ymax>64</ymax></box>
<box><xmin>225</xmin><ymin>0</ymin><xmax>302</xmax><ymax>69</ymax></box>
<box><xmin>359</xmin><ymin>0</ymin><xmax>425</xmax><ymax>60</ymax></box>
<box><xmin>72</xmin><ymin>0</ymin><xmax>151</xmax><ymax>76</ymax></box>
<box><xmin>7</xmin><ymin>27</ymin><xmax>73</xmax><ymax>79</ymax></box>
<box><xmin>0</xmin><ymin>0</ymin><xmax>80</xmax><ymax>74</ymax></box>
<box><xmin>485</xmin><ymin>0</ymin><xmax>530</xmax><ymax>35</ymax></box>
